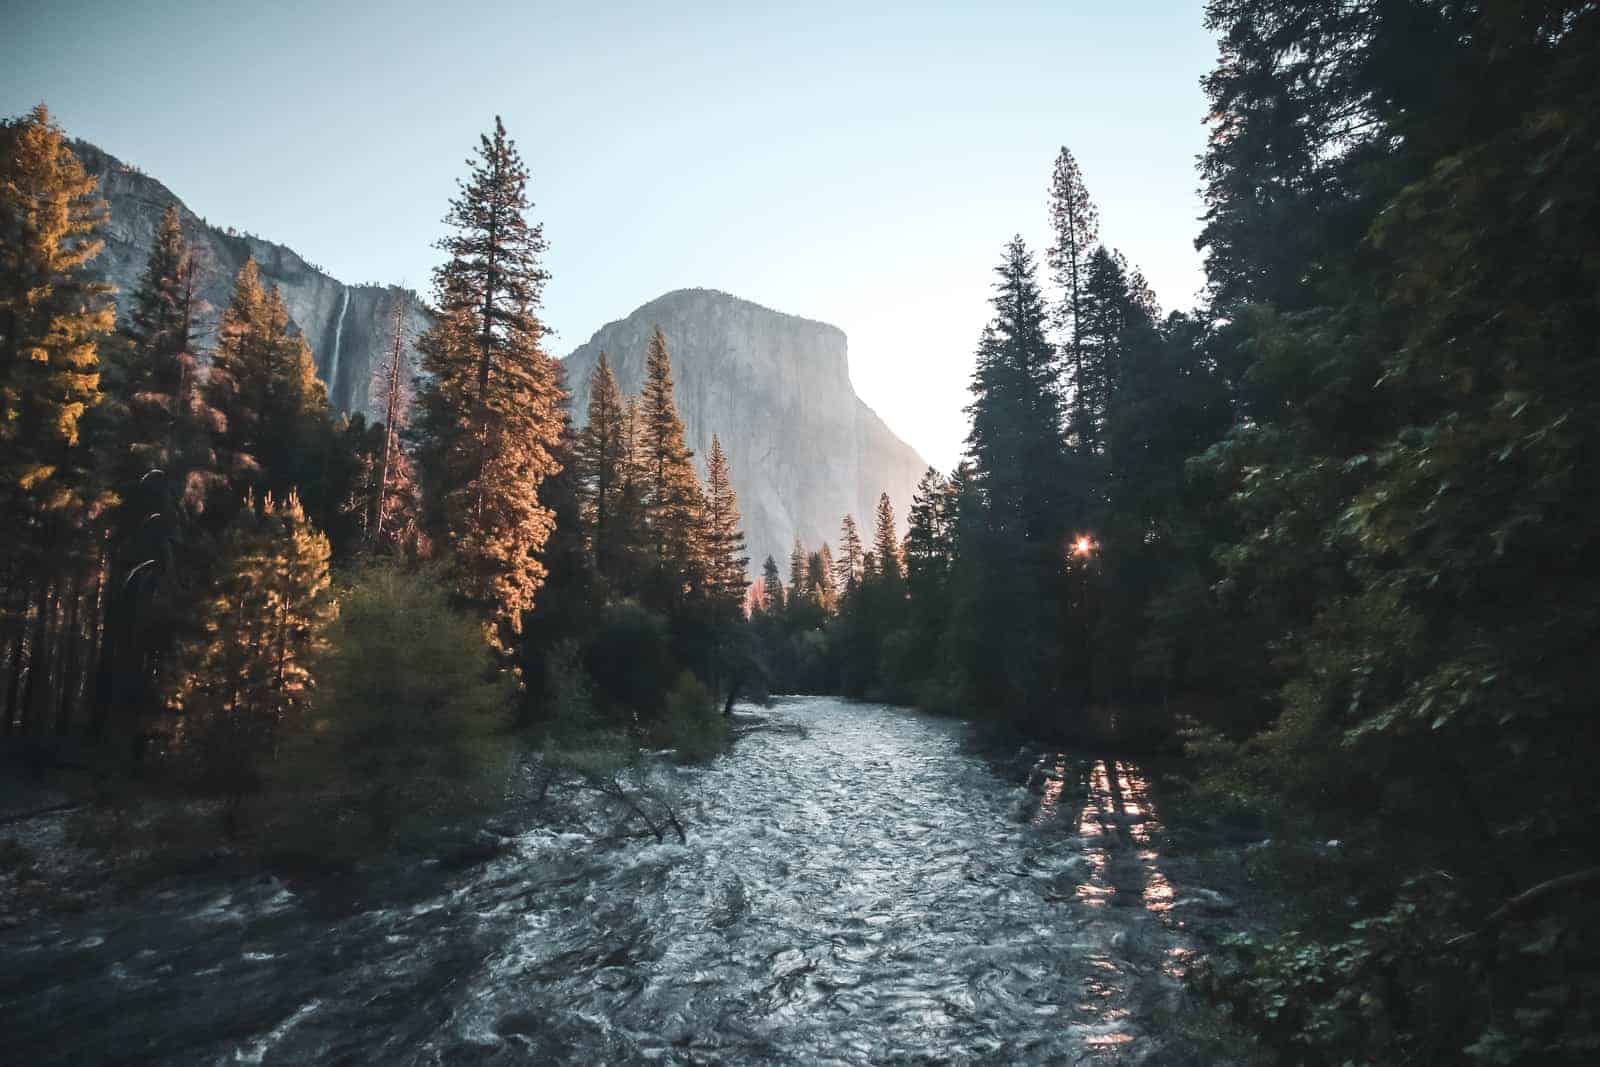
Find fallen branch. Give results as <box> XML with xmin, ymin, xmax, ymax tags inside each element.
<box><xmin>576</xmin><ymin>773</ymin><xmax>686</xmax><ymax>845</ymax></box>
<box><xmin>1447</xmin><ymin>866</ymin><xmax>1600</xmax><ymax>947</ymax></box>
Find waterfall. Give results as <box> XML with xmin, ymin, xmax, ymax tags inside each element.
<box><xmin>327</xmin><ymin>289</ymin><xmax>350</xmax><ymax>408</ymax></box>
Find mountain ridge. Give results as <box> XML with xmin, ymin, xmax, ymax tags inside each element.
<box><xmin>72</xmin><ymin>140</ymin><xmax>928</xmax><ymax>576</ymax></box>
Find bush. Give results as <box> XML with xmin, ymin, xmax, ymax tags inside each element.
<box><xmin>539</xmin><ymin>639</ymin><xmax>597</xmax><ymax>745</ymax></box>
<box><xmin>583</xmin><ymin>601</ymin><xmax>675</xmax><ymax>720</ymax></box>
<box><xmin>269</xmin><ymin>564</ymin><xmax>515</xmax><ymax>860</ymax></box>
<box><xmin>662</xmin><ymin>672</ymin><xmax>727</xmax><ymax>763</ymax></box>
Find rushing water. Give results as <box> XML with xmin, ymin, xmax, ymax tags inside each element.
<box><xmin>1</xmin><ymin>697</ymin><xmax>1207</xmax><ymax>1064</ymax></box>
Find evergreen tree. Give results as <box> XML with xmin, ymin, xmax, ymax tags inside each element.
<box><xmin>368</xmin><ymin>294</ymin><xmax>415</xmax><ymax>550</ymax></box>
<box><xmin>96</xmin><ymin>205</ymin><xmax>221</xmax><ymax>742</ymax></box>
<box><xmin>788</xmin><ymin>536</ymin><xmax>809</xmax><ymax>605</ymax></box>
<box><xmin>517</xmin><ymin>379</ymin><xmax>599</xmax><ymax>726</ymax></box>
<box><xmin>870</xmin><ymin>492</ymin><xmax>902</xmax><ymax>587</ymax></box>
<box><xmin>1075</xmin><ymin>246</ymin><xmax>1157</xmax><ymax>455</ymax></box>
<box><xmin>964</xmin><ymin>237</ymin><xmax>1070</xmax><ymax>719</ymax></box>
<box><xmin>759</xmin><ymin>555</ymin><xmax>784</xmax><ymax>614</ymax></box>
<box><xmin>636</xmin><ymin>326</ymin><xmax>706</xmax><ymax>610</ymax></box>
<box><xmin>576</xmin><ymin>352</ymin><xmax>631</xmax><ymax>582</ymax></box>
<box><xmin>1047</xmin><ymin>146</ymin><xmax>1100</xmax><ymax>450</ymax></box>
<box><xmin>204</xmin><ymin>258</ymin><xmax>329</xmax><ymax>520</ymax></box>
<box><xmin>170</xmin><ymin>491</ymin><xmax>336</xmax><ymax>798</ymax></box>
<box><xmin>904</xmin><ymin>467</ymin><xmax>951</xmax><ymax>595</ymax></box>
<box><xmin>0</xmin><ymin>105</ymin><xmax>114</xmax><ymax>736</ymax></box>
<box><xmin>412</xmin><ymin>117</ymin><xmax>565</xmax><ymax>649</ymax></box>
<box><xmin>701</xmin><ymin>434</ymin><xmax>748</xmax><ymax>617</ymax></box>
<box><xmin>338</xmin><ymin>413</ymin><xmax>424</xmax><ymax>559</ymax></box>
<box><xmin>815</xmin><ymin>543</ymin><xmax>837</xmax><ymax>614</ymax></box>
<box><xmin>835</xmin><ymin>515</ymin><xmax>863</xmax><ymax>597</ymax></box>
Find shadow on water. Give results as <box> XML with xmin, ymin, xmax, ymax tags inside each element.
<box><xmin>1</xmin><ymin>696</ymin><xmax>1213</xmax><ymax>1065</ymax></box>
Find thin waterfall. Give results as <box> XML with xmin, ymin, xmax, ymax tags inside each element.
<box><xmin>327</xmin><ymin>289</ymin><xmax>350</xmax><ymax>408</ymax></box>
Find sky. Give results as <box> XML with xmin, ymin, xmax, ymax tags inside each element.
<box><xmin>3</xmin><ymin>0</ymin><xmax>1217</xmax><ymax>472</ymax></box>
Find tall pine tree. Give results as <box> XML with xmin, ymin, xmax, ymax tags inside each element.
<box><xmin>963</xmin><ymin>237</ymin><xmax>1070</xmax><ymax>720</ymax></box>
<box><xmin>701</xmin><ymin>434</ymin><xmax>748</xmax><ymax>617</ymax></box>
<box><xmin>1047</xmin><ymin>146</ymin><xmax>1100</xmax><ymax>452</ymax></box>
<box><xmin>0</xmin><ymin>106</ymin><xmax>114</xmax><ymax>736</ymax></box>
<box><xmin>413</xmin><ymin>117</ymin><xmax>565</xmax><ymax>649</ymax></box>
<box><xmin>576</xmin><ymin>352</ymin><xmax>632</xmax><ymax>583</ymax></box>
<box><xmin>636</xmin><ymin>326</ymin><xmax>706</xmax><ymax>611</ymax></box>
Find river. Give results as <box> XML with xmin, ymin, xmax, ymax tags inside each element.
<box><xmin>1</xmin><ymin>696</ymin><xmax>1212</xmax><ymax>1064</ymax></box>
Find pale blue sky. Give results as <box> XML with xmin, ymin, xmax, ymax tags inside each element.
<box><xmin>4</xmin><ymin>0</ymin><xmax>1215</xmax><ymax>471</ymax></box>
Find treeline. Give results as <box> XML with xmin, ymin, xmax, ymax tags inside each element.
<box><xmin>0</xmin><ymin>108</ymin><xmax>749</xmax><ymax>852</ymax></box>
<box><xmin>752</xmin><ymin>158</ymin><xmax>1226</xmax><ymax>739</ymax></box>
<box><xmin>760</xmin><ymin>2</ymin><xmax>1600</xmax><ymax>1061</ymax></box>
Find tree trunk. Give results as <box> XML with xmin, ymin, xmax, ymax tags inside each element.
<box><xmin>54</xmin><ymin>576</ymin><xmax>83</xmax><ymax>736</ymax></box>
<box><xmin>17</xmin><ymin>580</ymin><xmax>55</xmax><ymax>734</ymax></box>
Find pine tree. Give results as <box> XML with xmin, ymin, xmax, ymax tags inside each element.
<box><xmin>0</xmin><ymin>105</ymin><xmax>114</xmax><ymax>736</ymax></box>
<box><xmin>0</xmin><ymin>106</ymin><xmax>112</xmax><ymax>500</ymax></box>
<box><xmin>170</xmin><ymin>491</ymin><xmax>336</xmax><ymax>797</ymax></box>
<box><xmin>339</xmin><ymin>414</ymin><xmax>425</xmax><ymax>558</ymax></box>
<box><xmin>701</xmin><ymin>434</ymin><xmax>748</xmax><ymax>616</ymax></box>
<box><xmin>95</xmin><ymin>205</ymin><xmax>222</xmax><ymax>742</ymax></box>
<box><xmin>760</xmin><ymin>555</ymin><xmax>784</xmax><ymax>614</ymax></box>
<box><xmin>1047</xmin><ymin>147</ymin><xmax>1100</xmax><ymax>452</ymax></box>
<box><xmin>204</xmin><ymin>258</ymin><xmax>329</xmax><ymax>519</ymax></box>
<box><xmin>1075</xmin><ymin>246</ymin><xmax>1159</xmax><ymax>457</ymax></box>
<box><xmin>904</xmin><ymin>467</ymin><xmax>951</xmax><ymax>593</ymax></box>
<box><xmin>788</xmin><ymin>537</ymin><xmax>809</xmax><ymax>605</ymax></box>
<box><xmin>576</xmin><ymin>352</ymin><xmax>631</xmax><ymax>582</ymax></box>
<box><xmin>835</xmin><ymin>515</ymin><xmax>863</xmax><ymax>597</ymax></box>
<box><xmin>816</xmin><ymin>543</ymin><xmax>837</xmax><ymax>614</ymax></box>
<box><xmin>636</xmin><ymin>326</ymin><xmax>706</xmax><ymax>609</ymax></box>
<box><xmin>368</xmin><ymin>293</ymin><xmax>415</xmax><ymax>549</ymax></box>
<box><xmin>964</xmin><ymin>236</ymin><xmax>1070</xmax><ymax>719</ymax></box>
<box><xmin>871</xmin><ymin>492</ymin><xmax>902</xmax><ymax>586</ymax></box>
<box><xmin>412</xmin><ymin>117</ymin><xmax>565</xmax><ymax>648</ymax></box>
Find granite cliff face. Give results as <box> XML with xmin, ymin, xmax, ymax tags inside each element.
<box><xmin>564</xmin><ymin>290</ymin><xmax>928</xmax><ymax>577</ymax></box>
<box><xmin>75</xmin><ymin>143</ymin><xmax>927</xmax><ymax>572</ymax></box>
<box><xmin>72</xmin><ymin>140</ymin><xmax>427</xmax><ymax>418</ymax></box>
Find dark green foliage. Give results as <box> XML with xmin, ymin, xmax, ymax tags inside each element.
<box><xmin>581</xmin><ymin>601</ymin><xmax>676</xmax><ymax>720</ymax></box>
<box><xmin>961</xmin><ymin>237</ymin><xmax>1071</xmax><ymax>721</ymax></box>
<box><xmin>272</xmin><ymin>564</ymin><xmax>512</xmax><ymax>853</ymax></box>
<box><xmin>1170</xmin><ymin>2</ymin><xmax>1600</xmax><ymax>1061</ymax></box>
<box><xmin>662</xmin><ymin>671</ymin><xmax>727</xmax><ymax>763</ymax></box>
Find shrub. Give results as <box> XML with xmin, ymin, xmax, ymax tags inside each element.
<box><xmin>269</xmin><ymin>563</ymin><xmax>514</xmax><ymax>860</ymax></box>
<box><xmin>662</xmin><ymin>672</ymin><xmax>727</xmax><ymax>763</ymax></box>
<box><xmin>583</xmin><ymin>601</ymin><xmax>675</xmax><ymax>720</ymax></box>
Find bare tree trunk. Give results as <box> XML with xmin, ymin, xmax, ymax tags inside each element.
<box><xmin>2</xmin><ymin>575</ymin><xmax>30</xmax><ymax>735</ymax></box>
<box><xmin>54</xmin><ymin>575</ymin><xmax>83</xmax><ymax>736</ymax></box>
<box><xmin>18</xmin><ymin>580</ymin><xmax>55</xmax><ymax>735</ymax></box>
<box><xmin>373</xmin><ymin>299</ymin><xmax>408</xmax><ymax>545</ymax></box>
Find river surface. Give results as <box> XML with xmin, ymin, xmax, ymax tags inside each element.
<box><xmin>1</xmin><ymin>697</ymin><xmax>1210</xmax><ymax>1064</ymax></box>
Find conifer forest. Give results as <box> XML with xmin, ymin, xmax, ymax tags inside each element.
<box><xmin>2</xmin><ymin>2</ymin><xmax>1598</xmax><ymax>1063</ymax></box>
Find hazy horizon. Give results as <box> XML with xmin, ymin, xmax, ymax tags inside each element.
<box><xmin>2</xmin><ymin>0</ymin><xmax>1214</xmax><ymax>471</ymax></box>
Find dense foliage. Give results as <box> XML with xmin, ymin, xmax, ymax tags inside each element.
<box><xmin>0</xmin><ymin>109</ymin><xmax>747</xmax><ymax>863</ymax></box>
<box><xmin>746</xmin><ymin>4</ymin><xmax>1600</xmax><ymax>1060</ymax></box>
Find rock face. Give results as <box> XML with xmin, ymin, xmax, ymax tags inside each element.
<box><xmin>71</xmin><ymin>140</ymin><xmax>428</xmax><ymax>418</ymax></box>
<box><xmin>73</xmin><ymin>141</ymin><xmax>929</xmax><ymax>574</ymax></box>
<box><xmin>564</xmin><ymin>290</ymin><xmax>928</xmax><ymax>577</ymax></box>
